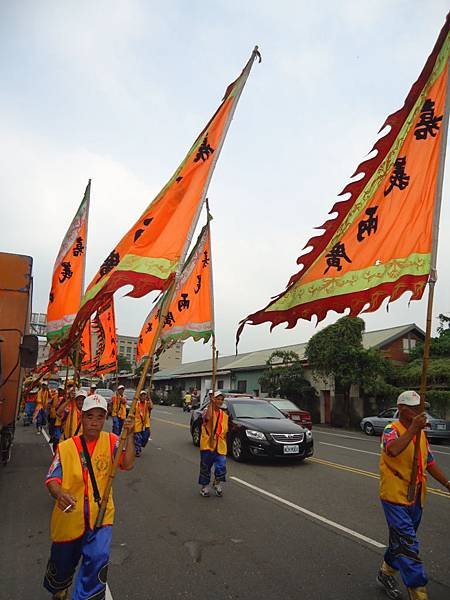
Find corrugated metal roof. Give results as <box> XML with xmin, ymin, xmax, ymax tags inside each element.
<box><xmin>153</xmin><ymin>323</ymin><xmax>424</xmax><ymax>380</ymax></box>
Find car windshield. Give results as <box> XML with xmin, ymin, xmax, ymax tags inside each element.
<box><xmin>426</xmin><ymin>411</ymin><xmax>443</xmax><ymax>420</ymax></box>
<box><xmin>233</xmin><ymin>401</ymin><xmax>285</xmax><ymax>419</ymax></box>
<box><xmin>270</xmin><ymin>400</ymin><xmax>298</xmax><ymax>411</ymax></box>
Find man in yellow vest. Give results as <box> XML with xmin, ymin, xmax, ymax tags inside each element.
<box><xmin>34</xmin><ymin>381</ymin><xmax>50</xmax><ymax>434</ymax></box>
<box><xmin>111</xmin><ymin>384</ymin><xmax>127</xmax><ymax>435</ymax></box>
<box><xmin>57</xmin><ymin>389</ymin><xmax>86</xmax><ymax>440</ymax></box>
<box><xmin>199</xmin><ymin>391</ymin><xmax>228</xmax><ymax>497</ymax></box>
<box><xmin>377</xmin><ymin>390</ymin><xmax>450</xmax><ymax>600</ymax></box>
<box><xmin>44</xmin><ymin>393</ymin><xmax>135</xmax><ymax>599</ymax></box>
<box><xmin>48</xmin><ymin>386</ymin><xmax>60</xmax><ymax>441</ymax></box>
<box><xmin>134</xmin><ymin>389</ymin><xmax>153</xmax><ymax>457</ymax></box>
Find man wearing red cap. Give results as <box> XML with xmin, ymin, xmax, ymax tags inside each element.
<box><xmin>377</xmin><ymin>390</ymin><xmax>450</xmax><ymax>600</ymax></box>
<box><xmin>43</xmin><ymin>393</ymin><xmax>135</xmax><ymax>600</ymax></box>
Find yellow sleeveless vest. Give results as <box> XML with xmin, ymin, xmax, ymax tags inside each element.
<box><xmin>62</xmin><ymin>403</ymin><xmax>83</xmax><ymax>440</ymax></box>
<box><xmin>112</xmin><ymin>395</ymin><xmax>126</xmax><ymax>419</ymax></box>
<box><xmin>379</xmin><ymin>421</ymin><xmax>428</xmax><ymax>506</ymax></box>
<box><xmin>134</xmin><ymin>402</ymin><xmax>150</xmax><ymax>432</ymax></box>
<box><xmin>50</xmin><ymin>432</ymin><xmax>115</xmax><ymax>541</ymax></box>
<box><xmin>200</xmin><ymin>409</ymin><xmax>228</xmax><ymax>455</ymax></box>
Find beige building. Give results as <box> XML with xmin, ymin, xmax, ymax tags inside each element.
<box><xmin>117</xmin><ymin>334</ymin><xmax>183</xmax><ymax>370</ymax></box>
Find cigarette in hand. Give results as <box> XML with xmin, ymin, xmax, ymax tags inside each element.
<box><xmin>63</xmin><ymin>503</ymin><xmax>73</xmax><ymax>513</ymax></box>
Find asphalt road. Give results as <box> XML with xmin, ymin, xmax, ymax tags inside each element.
<box><xmin>1</xmin><ymin>408</ymin><xmax>449</xmax><ymax>600</ymax></box>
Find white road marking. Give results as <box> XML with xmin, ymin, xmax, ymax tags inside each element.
<box><xmin>314</xmin><ymin>430</ymin><xmax>370</xmax><ymax>442</ymax></box>
<box><xmin>231</xmin><ymin>476</ymin><xmax>385</xmax><ymax>549</ymax></box>
<box><xmin>41</xmin><ymin>426</ymin><xmax>115</xmax><ymax>600</ymax></box>
<box><xmin>319</xmin><ymin>441</ymin><xmax>380</xmax><ymax>456</ymax></box>
<box><xmin>315</xmin><ymin>430</ymin><xmax>450</xmax><ymax>456</ymax></box>
<box><xmin>42</xmin><ymin>428</ymin><xmax>51</xmax><ymax>445</ymax></box>
<box><xmin>315</xmin><ymin>429</ymin><xmax>450</xmax><ymax>455</ymax></box>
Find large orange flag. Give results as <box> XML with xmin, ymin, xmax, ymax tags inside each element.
<box><xmin>136</xmin><ymin>221</ymin><xmax>214</xmax><ymax>363</ymax></box>
<box><xmin>237</xmin><ymin>21</ymin><xmax>449</xmax><ymax>342</ymax></box>
<box><xmin>46</xmin><ymin>181</ymin><xmax>90</xmax><ymax>344</ymax></box>
<box><xmin>92</xmin><ymin>301</ymin><xmax>117</xmax><ymax>375</ymax></box>
<box><xmin>65</xmin><ymin>48</ymin><xmax>260</xmax><ymax>352</ymax></box>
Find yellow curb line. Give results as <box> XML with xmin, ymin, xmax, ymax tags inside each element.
<box><xmin>310</xmin><ymin>457</ymin><xmax>450</xmax><ymax>499</ymax></box>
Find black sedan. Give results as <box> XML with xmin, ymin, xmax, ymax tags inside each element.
<box><xmin>190</xmin><ymin>397</ymin><xmax>313</xmax><ymax>461</ymax></box>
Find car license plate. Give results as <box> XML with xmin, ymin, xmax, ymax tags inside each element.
<box><xmin>436</xmin><ymin>424</ymin><xmax>446</xmax><ymax>430</ymax></box>
<box><xmin>283</xmin><ymin>444</ymin><xmax>299</xmax><ymax>454</ymax></box>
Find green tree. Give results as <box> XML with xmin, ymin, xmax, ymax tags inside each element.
<box><xmin>409</xmin><ymin>313</ymin><xmax>450</xmax><ymax>359</ymax></box>
<box><xmin>305</xmin><ymin>317</ymin><xmax>388</xmax><ymax>426</ymax></box>
<box><xmin>117</xmin><ymin>355</ymin><xmax>132</xmax><ymax>372</ymax></box>
<box><xmin>258</xmin><ymin>350</ymin><xmax>318</xmax><ymax>419</ymax></box>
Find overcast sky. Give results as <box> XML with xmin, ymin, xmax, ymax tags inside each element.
<box><xmin>1</xmin><ymin>1</ymin><xmax>449</xmax><ymax>363</ymax></box>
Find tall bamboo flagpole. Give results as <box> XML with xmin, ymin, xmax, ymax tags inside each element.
<box><xmin>407</xmin><ymin>62</ymin><xmax>450</xmax><ymax>502</ymax></box>
<box><xmin>94</xmin><ymin>281</ymin><xmax>176</xmax><ymax>527</ymax></box>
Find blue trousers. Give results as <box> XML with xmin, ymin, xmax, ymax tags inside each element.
<box><xmin>134</xmin><ymin>428</ymin><xmax>150</xmax><ymax>455</ymax></box>
<box><xmin>24</xmin><ymin>402</ymin><xmax>35</xmax><ymax>425</ymax></box>
<box><xmin>112</xmin><ymin>417</ymin><xmax>123</xmax><ymax>436</ymax></box>
<box><xmin>35</xmin><ymin>408</ymin><xmax>47</xmax><ymax>428</ymax></box>
<box><xmin>199</xmin><ymin>450</ymin><xmax>227</xmax><ymax>486</ymax></box>
<box><xmin>381</xmin><ymin>498</ymin><xmax>427</xmax><ymax>588</ymax></box>
<box><xmin>44</xmin><ymin>525</ymin><xmax>112</xmax><ymax>599</ymax></box>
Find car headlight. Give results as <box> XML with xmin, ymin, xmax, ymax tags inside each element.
<box><xmin>306</xmin><ymin>430</ymin><xmax>313</xmax><ymax>441</ymax></box>
<box><xmin>245</xmin><ymin>429</ymin><xmax>266</xmax><ymax>441</ymax></box>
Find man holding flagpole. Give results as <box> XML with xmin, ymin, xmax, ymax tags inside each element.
<box><xmin>43</xmin><ymin>393</ymin><xmax>135</xmax><ymax>599</ymax></box>
<box><xmin>378</xmin><ymin>390</ymin><xmax>450</xmax><ymax>600</ymax></box>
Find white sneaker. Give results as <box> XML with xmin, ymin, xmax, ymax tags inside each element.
<box><xmin>200</xmin><ymin>486</ymin><xmax>210</xmax><ymax>497</ymax></box>
<box><xmin>214</xmin><ymin>483</ymin><xmax>223</xmax><ymax>497</ymax></box>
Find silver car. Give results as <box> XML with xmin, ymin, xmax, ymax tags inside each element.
<box><xmin>360</xmin><ymin>408</ymin><xmax>450</xmax><ymax>441</ymax></box>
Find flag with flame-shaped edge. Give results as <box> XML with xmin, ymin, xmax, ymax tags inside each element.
<box><xmin>46</xmin><ymin>180</ymin><xmax>90</xmax><ymax>344</ymax></box>
<box><xmin>237</xmin><ymin>21</ymin><xmax>449</xmax><ymax>345</ymax></box>
<box><xmin>136</xmin><ymin>219</ymin><xmax>214</xmax><ymax>364</ymax></box>
<box><xmin>64</xmin><ymin>48</ymin><xmax>260</xmax><ymax>354</ymax></box>
<box><xmin>92</xmin><ymin>300</ymin><xmax>117</xmax><ymax>375</ymax></box>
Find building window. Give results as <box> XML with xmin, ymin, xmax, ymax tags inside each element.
<box><xmin>217</xmin><ymin>380</ymin><xmax>224</xmax><ymax>390</ymax></box>
<box><xmin>237</xmin><ymin>380</ymin><xmax>247</xmax><ymax>393</ymax></box>
<box><xmin>403</xmin><ymin>338</ymin><xmax>417</xmax><ymax>353</ymax></box>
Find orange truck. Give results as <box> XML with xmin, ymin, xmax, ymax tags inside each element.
<box><xmin>0</xmin><ymin>252</ymin><xmax>38</xmax><ymax>464</ymax></box>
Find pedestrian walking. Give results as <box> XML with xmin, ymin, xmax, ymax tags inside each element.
<box><xmin>111</xmin><ymin>385</ymin><xmax>127</xmax><ymax>435</ymax></box>
<box><xmin>134</xmin><ymin>389</ymin><xmax>153</xmax><ymax>457</ymax></box>
<box><xmin>33</xmin><ymin>382</ymin><xmax>49</xmax><ymax>434</ymax></box>
<box><xmin>23</xmin><ymin>387</ymin><xmax>38</xmax><ymax>426</ymax></box>
<box><xmin>377</xmin><ymin>390</ymin><xmax>450</xmax><ymax>600</ymax></box>
<box><xmin>199</xmin><ymin>391</ymin><xmax>228</xmax><ymax>497</ymax></box>
<box><xmin>43</xmin><ymin>393</ymin><xmax>135</xmax><ymax>599</ymax></box>
<box><xmin>57</xmin><ymin>388</ymin><xmax>85</xmax><ymax>441</ymax></box>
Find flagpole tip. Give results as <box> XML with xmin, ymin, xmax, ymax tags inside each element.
<box><xmin>253</xmin><ymin>46</ymin><xmax>262</xmax><ymax>63</ymax></box>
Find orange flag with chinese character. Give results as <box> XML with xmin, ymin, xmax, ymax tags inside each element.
<box><xmin>46</xmin><ymin>180</ymin><xmax>90</xmax><ymax>344</ymax></box>
<box><xmin>92</xmin><ymin>300</ymin><xmax>117</xmax><ymax>375</ymax></box>
<box><xmin>237</xmin><ymin>21</ymin><xmax>449</xmax><ymax>343</ymax></box>
<box><xmin>136</xmin><ymin>220</ymin><xmax>214</xmax><ymax>363</ymax></box>
<box><xmin>65</xmin><ymin>48</ymin><xmax>260</xmax><ymax>351</ymax></box>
